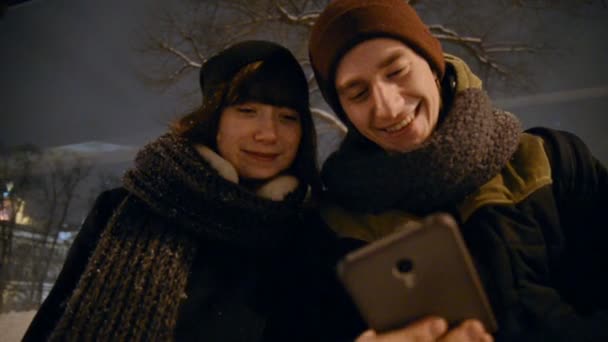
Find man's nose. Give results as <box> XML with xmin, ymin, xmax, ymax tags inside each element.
<box><xmin>371</xmin><ymin>82</ymin><xmax>403</xmax><ymax>121</ymax></box>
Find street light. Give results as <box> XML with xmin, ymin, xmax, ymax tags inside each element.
<box><xmin>1</xmin><ymin>182</ymin><xmax>14</xmax><ymax>222</ymax></box>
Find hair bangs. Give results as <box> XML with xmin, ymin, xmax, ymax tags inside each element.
<box><xmin>226</xmin><ymin>60</ymin><xmax>309</xmax><ymax>112</ymax></box>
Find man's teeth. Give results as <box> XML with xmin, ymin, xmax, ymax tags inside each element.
<box><xmin>385</xmin><ymin>115</ymin><xmax>414</xmax><ymax>132</ymax></box>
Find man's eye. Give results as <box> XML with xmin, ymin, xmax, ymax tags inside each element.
<box><xmin>387</xmin><ymin>68</ymin><xmax>405</xmax><ymax>79</ymax></box>
<box><xmin>350</xmin><ymin>89</ymin><xmax>368</xmax><ymax>102</ymax></box>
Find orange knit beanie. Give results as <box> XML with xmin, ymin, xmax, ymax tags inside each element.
<box><xmin>309</xmin><ymin>0</ymin><xmax>445</xmax><ymax>119</ymax></box>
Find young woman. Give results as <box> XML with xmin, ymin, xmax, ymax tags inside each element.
<box><xmin>23</xmin><ymin>40</ymin><xmax>347</xmax><ymax>341</ymax></box>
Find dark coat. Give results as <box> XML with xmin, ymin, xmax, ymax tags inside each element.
<box><xmin>462</xmin><ymin>128</ymin><xmax>608</xmax><ymax>341</ymax></box>
<box><xmin>321</xmin><ymin>128</ymin><xmax>608</xmax><ymax>341</ymax></box>
<box><xmin>23</xmin><ymin>188</ymin><xmax>362</xmax><ymax>341</ymax></box>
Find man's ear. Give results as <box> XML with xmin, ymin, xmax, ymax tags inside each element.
<box><xmin>434</xmin><ymin>71</ymin><xmax>444</xmax><ymax>111</ymax></box>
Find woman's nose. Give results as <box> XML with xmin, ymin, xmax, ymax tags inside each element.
<box><xmin>253</xmin><ymin>117</ymin><xmax>278</xmax><ymax>143</ymax></box>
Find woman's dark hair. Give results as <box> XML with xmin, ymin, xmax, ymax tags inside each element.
<box><xmin>172</xmin><ymin>55</ymin><xmax>322</xmax><ymax>198</ymax></box>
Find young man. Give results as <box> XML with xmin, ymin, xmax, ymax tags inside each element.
<box><xmin>310</xmin><ymin>0</ymin><xmax>608</xmax><ymax>341</ymax></box>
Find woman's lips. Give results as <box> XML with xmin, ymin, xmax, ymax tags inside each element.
<box><xmin>243</xmin><ymin>150</ymin><xmax>280</xmax><ymax>161</ymax></box>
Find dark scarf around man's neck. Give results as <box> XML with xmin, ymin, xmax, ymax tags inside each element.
<box><xmin>322</xmin><ymin>88</ymin><xmax>522</xmax><ymax>216</ymax></box>
<box><xmin>49</xmin><ymin>133</ymin><xmax>307</xmax><ymax>341</ymax></box>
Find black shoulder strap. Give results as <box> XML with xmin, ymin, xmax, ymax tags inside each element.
<box><xmin>525</xmin><ymin>127</ymin><xmax>569</xmax><ymax>202</ymax></box>
<box><xmin>525</xmin><ymin>127</ymin><xmax>604</xmax><ymax>227</ymax></box>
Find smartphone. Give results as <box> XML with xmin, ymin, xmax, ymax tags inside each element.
<box><xmin>337</xmin><ymin>213</ymin><xmax>497</xmax><ymax>333</ymax></box>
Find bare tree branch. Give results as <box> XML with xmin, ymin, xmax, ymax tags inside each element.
<box><xmin>154</xmin><ymin>38</ymin><xmax>202</xmax><ymax>69</ymax></box>
<box><xmin>138</xmin><ymin>0</ymin><xmax>604</xmax><ymax>97</ymax></box>
<box><xmin>275</xmin><ymin>1</ymin><xmax>319</xmax><ymax>27</ymax></box>
<box><xmin>429</xmin><ymin>24</ymin><xmax>542</xmax><ymax>76</ymax></box>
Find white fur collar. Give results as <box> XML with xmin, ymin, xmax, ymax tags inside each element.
<box><xmin>194</xmin><ymin>145</ymin><xmax>299</xmax><ymax>201</ymax></box>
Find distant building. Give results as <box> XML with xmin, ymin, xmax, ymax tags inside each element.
<box><xmin>1</xmin><ymin>140</ymin><xmax>137</xmax><ymax>311</ymax></box>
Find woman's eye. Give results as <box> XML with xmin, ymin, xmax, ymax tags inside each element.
<box><xmin>279</xmin><ymin>113</ymin><xmax>300</xmax><ymax>122</ymax></box>
<box><xmin>236</xmin><ymin>107</ymin><xmax>256</xmax><ymax>116</ymax></box>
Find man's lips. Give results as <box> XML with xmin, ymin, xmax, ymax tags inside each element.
<box><xmin>383</xmin><ymin>114</ymin><xmax>415</xmax><ymax>133</ymax></box>
<box><xmin>380</xmin><ymin>102</ymin><xmax>421</xmax><ymax>134</ymax></box>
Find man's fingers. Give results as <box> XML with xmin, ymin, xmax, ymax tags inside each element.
<box><xmin>356</xmin><ymin>330</ymin><xmax>377</xmax><ymax>341</ymax></box>
<box><xmin>355</xmin><ymin>319</ymin><xmax>494</xmax><ymax>342</ymax></box>
<box><xmin>355</xmin><ymin>317</ymin><xmax>448</xmax><ymax>341</ymax></box>
<box><xmin>439</xmin><ymin>320</ymin><xmax>493</xmax><ymax>342</ymax></box>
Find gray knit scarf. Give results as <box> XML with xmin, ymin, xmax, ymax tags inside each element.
<box><xmin>322</xmin><ymin>88</ymin><xmax>522</xmax><ymax>215</ymax></box>
<box><xmin>50</xmin><ymin>133</ymin><xmax>307</xmax><ymax>341</ymax></box>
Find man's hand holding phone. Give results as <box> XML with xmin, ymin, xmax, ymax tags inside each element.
<box><xmin>356</xmin><ymin>317</ymin><xmax>493</xmax><ymax>342</ymax></box>
<box><xmin>339</xmin><ymin>213</ymin><xmax>497</xmax><ymax>340</ymax></box>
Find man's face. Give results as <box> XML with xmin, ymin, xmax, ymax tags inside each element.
<box><xmin>335</xmin><ymin>38</ymin><xmax>441</xmax><ymax>153</ymax></box>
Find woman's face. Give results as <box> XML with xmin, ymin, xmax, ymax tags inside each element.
<box><xmin>216</xmin><ymin>102</ymin><xmax>302</xmax><ymax>181</ymax></box>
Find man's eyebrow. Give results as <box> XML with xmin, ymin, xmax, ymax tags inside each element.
<box><xmin>337</xmin><ymin>79</ymin><xmax>366</xmax><ymax>95</ymax></box>
<box><xmin>377</xmin><ymin>51</ymin><xmax>403</xmax><ymax>69</ymax></box>
<box><xmin>337</xmin><ymin>51</ymin><xmax>405</xmax><ymax>95</ymax></box>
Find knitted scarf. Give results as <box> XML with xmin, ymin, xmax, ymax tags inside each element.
<box><xmin>50</xmin><ymin>133</ymin><xmax>307</xmax><ymax>341</ymax></box>
<box><xmin>322</xmin><ymin>88</ymin><xmax>521</xmax><ymax>215</ymax></box>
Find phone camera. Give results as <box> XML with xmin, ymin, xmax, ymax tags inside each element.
<box><xmin>395</xmin><ymin>259</ymin><xmax>414</xmax><ymax>273</ymax></box>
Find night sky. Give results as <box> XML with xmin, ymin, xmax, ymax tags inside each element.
<box><xmin>1</xmin><ymin>0</ymin><xmax>608</xmax><ymax>162</ymax></box>
<box><xmin>1</xmin><ymin>0</ymin><xmax>176</xmax><ymax>148</ymax></box>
